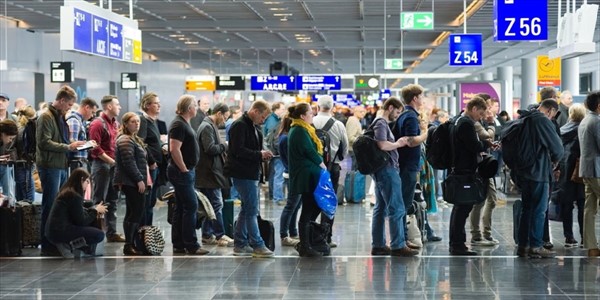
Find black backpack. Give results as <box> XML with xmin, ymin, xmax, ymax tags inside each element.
<box><xmin>425</xmin><ymin>121</ymin><xmax>454</xmax><ymax>170</ymax></box>
<box><xmin>22</xmin><ymin>118</ymin><xmax>37</xmax><ymax>163</ymax></box>
<box><xmin>315</xmin><ymin>118</ymin><xmax>336</xmax><ymax>168</ymax></box>
<box><xmin>500</xmin><ymin>113</ymin><xmax>535</xmax><ymax>171</ymax></box>
<box><xmin>352</xmin><ymin>119</ymin><xmax>390</xmax><ymax>175</ymax></box>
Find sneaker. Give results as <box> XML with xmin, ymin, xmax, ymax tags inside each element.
<box><xmin>233</xmin><ymin>246</ymin><xmax>254</xmax><ymax>256</ymax></box>
<box><xmin>202</xmin><ymin>235</ymin><xmax>217</xmax><ymax>245</ymax></box>
<box><xmin>391</xmin><ymin>246</ymin><xmax>419</xmax><ymax>257</ymax></box>
<box><xmin>406</xmin><ymin>240</ymin><xmax>422</xmax><ymax>249</ymax></box>
<box><xmin>483</xmin><ymin>236</ymin><xmax>500</xmax><ymax>245</ymax></box>
<box><xmin>106</xmin><ymin>233</ymin><xmax>126</xmax><ymax>243</ymax></box>
<box><xmin>471</xmin><ymin>238</ymin><xmax>496</xmax><ymax>246</ymax></box>
<box><xmin>282</xmin><ymin>237</ymin><xmax>300</xmax><ymax>247</ymax></box>
<box><xmin>252</xmin><ymin>247</ymin><xmax>274</xmax><ymax>258</ymax></box>
<box><xmin>564</xmin><ymin>238</ymin><xmax>578</xmax><ymax>248</ymax></box>
<box><xmin>371</xmin><ymin>246</ymin><xmax>391</xmax><ymax>256</ymax></box>
<box><xmin>186</xmin><ymin>248</ymin><xmax>210</xmax><ymax>255</ymax></box>
<box><xmin>543</xmin><ymin>242</ymin><xmax>554</xmax><ymax>250</ymax></box>
<box><xmin>516</xmin><ymin>246</ymin><xmax>528</xmax><ymax>257</ymax></box>
<box><xmin>289</xmin><ymin>235</ymin><xmax>300</xmax><ymax>240</ymax></box>
<box><xmin>328</xmin><ymin>241</ymin><xmax>338</xmax><ymax>248</ymax></box>
<box><xmin>217</xmin><ymin>235</ymin><xmax>234</xmax><ymax>247</ymax></box>
<box><xmin>173</xmin><ymin>248</ymin><xmax>186</xmax><ymax>254</ymax></box>
<box><xmin>528</xmin><ymin>247</ymin><xmax>556</xmax><ymax>259</ymax></box>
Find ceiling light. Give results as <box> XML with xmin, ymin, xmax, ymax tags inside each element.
<box><xmin>410</xmin><ymin>60</ymin><xmax>421</xmax><ymax>68</ymax></box>
<box><xmin>273</xmin><ymin>13</ymin><xmax>293</xmax><ymax>17</ymax></box>
<box><xmin>184</xmin><ymin>41</ymin><xmax>199</xmax><ymax>45</ymax></box>
<box><xmin>269</xmin><ymin>7</ymin><xmax>288</xmax><ymax>11</ymax></box>
<box><xmin>419</xmin><ymin>49</ymin><xmax>433</xmax><ymax>59</ymax></box>
<box><xmin>280</xmin><ymin>18</ymin><xmax>288</xmax><ymax>21</ymax></box>
<box><xmin>432</xmin><ymin>31</ymin><xmax>451</xmax><ymax>46</ymax></box>
<box><xmin>319</xmin><ymin>61</ymin><xmax>328</xmax><ymax>66</ymax></box>
<box><xmin>264</xmin><ymin>1</ymin><xmax>283</xmax><ymax>4</ymax></box>
<box><xmin>450</xmin><ymin>0</ymin><xmax>485</xmax><ymax>26</ymax></box>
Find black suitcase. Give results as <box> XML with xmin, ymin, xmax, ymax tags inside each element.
<box><xmin>18</xmin><ymin>201</ymin><xmax>42</xmax><ymax>248</ymax></box>
<box><xmin>513</xmin><ymin>199</ymin><xmax>522</xmax><ymax>244</ymax></box>
<box><xmin>258</xmin><ymin>215</ymin><xmax>275</xmax><ymax>251</ymax></box>
<box><xmin>0</xmin><ymin>206</ymin><xmax>23</xmax><ymax>256</ymax></box>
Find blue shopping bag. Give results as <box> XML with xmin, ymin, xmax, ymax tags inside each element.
<box><xmin>313</xmin><ymin>169</ymin><xmax>337</xmax><ymax>219</ymax></box>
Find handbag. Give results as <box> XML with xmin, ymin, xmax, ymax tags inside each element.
<box><xmin>571</xmin><ymin>158</ymin><xmax>584</xmax><ymax>184</ymax></box>
<box><xmin>442</xmin><ymin>173</ymin><xmax>487</xmax><ymax>205</ymax></box>
<box><xmin>313</xmin><ymin>169</ymin><xmax>337</xmax><ymax>220</ymax></box>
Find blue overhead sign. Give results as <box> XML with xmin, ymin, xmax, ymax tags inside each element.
<box><xmin>250</xmin><ymin>76</ymin><xmax>296</xmax><ymax>91</ymax></box>
<box><xmin>449</xmin><ymin>34</ymin><xmax>483</xmax><ymax>67</ymax></box>
<box><xmin>297</xmin><ymin>75</ymin><xmax>341</xmax><ymax>90</ymax></box>
<box><xmin>494</xmin><ymin>0</ymin><xmax>548</xmax><ymax>41</ymax></box>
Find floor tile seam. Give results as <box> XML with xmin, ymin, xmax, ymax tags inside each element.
<box><xmin>208</xmin><ymin>257</ymin><xmax>247</xmax><ymax>299</ymax></box>
<box><xmin>2</xmin><ymin>268</ymin><xmax>58</xmax><ymax>297</ymax></box>
<box><xmin>66</xmin><ymin>256</ymin><xmax>141</xmax><ymax>300</ymax></box>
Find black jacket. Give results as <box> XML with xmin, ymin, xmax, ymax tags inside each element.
<box><xmin>45</xmin><ymin>189</ymin><xmax>97</xmax><ymax>238</ymax></box>
<box><xmin>113</xmin><ymin>134</ymin><xmax>148</xmax><ymax>188</ymax></box>
<box><xmin>195</xmin><ymin>117</ymin><xmax>230</xmax><ymax>188</ymax></box>
<box><xmin>224</xmin><ymin>112</ymin><xmax>263</xmax><ymax>180</ymax></box>
<box><xmin>452</xmin><ymin>116</ymin><xmax>487</xmax><ymax>174</ymax></box>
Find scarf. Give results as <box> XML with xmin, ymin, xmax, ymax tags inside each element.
<box><xmin>291</xmin><ymin>118</ymin><xmax>323</xmax><ymax>155</ymax></box>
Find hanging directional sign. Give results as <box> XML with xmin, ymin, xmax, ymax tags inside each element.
<box><xmin>384</xmin><ymin>58</ymin><xmax>403</xmax><ymax>70</ymax></box>
<box><xmin>494</xmin><ymin>0</ymin><xmax>548</xmax><ymax>41</ymax></box>
<box><xmin>449</xmin><ymin>34</ymin><xmax>483</xmax><ymax>67</ymax></box>
<box><xmin>400</xmin><ymin>12</ymin><xmax>434</xmax><ymax>30</ymax></box>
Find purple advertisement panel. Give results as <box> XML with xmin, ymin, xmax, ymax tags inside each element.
<box><xmin>73</xmin><ymin>8</ymin><xmax>92</xmax><ymax>53</ymax></box>
<box><xmin>92</xmin><ymin>15</ymin><xmax>108</xmax><ymax>56</ymax></box>
<box><xmin>458</xmin><ymin>82</ymin><xmax>502</xmax><ymax>111</ymax></box>
<box><xmin>108</xmin><ymin>21</ymin><xmax>123</xmax><ymax>59</ymax></box>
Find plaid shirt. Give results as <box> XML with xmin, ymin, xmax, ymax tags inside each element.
<box><xmin>66</xmin><ymin>111</ymin><xmax>87</xmax><ymax>159</ymax></box>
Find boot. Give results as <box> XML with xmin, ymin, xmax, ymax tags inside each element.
<box><xmin>123</xmin><ymin>222</ymin><xmax>144</xmax><ymax>256</ymax></box>
<box><xmin>296</xmin><ymin>222</ymin><xmax>322</xmax><ymax>257</ymax></box>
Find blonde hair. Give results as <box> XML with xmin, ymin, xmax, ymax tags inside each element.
<box><xmin>17</xmin><ymin>105</ymin><xmax>36</xmax><ymax>128</ymax></box>
<box><xmin>568</xmin><ymin>103</ymin><xmax>586</xmax><ymax>123</ymax></box>
<box><xmin>140</xmin><ymin>92</ymin><xmax>158</xmax><ymax>112</ymax></box>
<box><xmin>176</xmin><ymin>94</ymin><xmax>196</xmax><ymax>115</ymax></box>
<box><xmin>119</xmin><ymin>112</ymin><xmax>145</xmax><ymax>146</ymax></box>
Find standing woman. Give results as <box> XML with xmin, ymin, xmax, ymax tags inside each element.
<box><xmin>14</xmin><ymin>106</ymin><xmax>36</xmax><ymax>201</ymax></box>
<box><xmin>113</xmin><ymin>112</ymin><xmax>148</xmax><ymax>255</ymax></box>
<box><xmin>287</xmin><ymin>103</ymin><xmax>327</xmax><ymax>257</ymax></box>
<box><xmin>278</xmin><ymin>115</ymin><xmax>302</xmax><ymax>247</ymax></box>
<box><xmin>138</xmin><ymin>92</ymin><xmax>163</xmax><ymax>226</ymax></box>
<box><xmin>0</xmin><ymin>119</ymin><xmax>18</xmax><ymax>199</ymax></box>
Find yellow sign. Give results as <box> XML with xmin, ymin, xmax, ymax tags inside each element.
<box><xmin>537</xmin><ymin>55</ymin><xmax>561</xmax><ymax>87</ymax></box>
<box><xmin>185</xmin><ymin>79</ymin><xmax>216</xmax><ymax>91</ymax></box>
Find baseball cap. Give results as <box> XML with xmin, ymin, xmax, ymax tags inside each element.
<box><xmin>0</xmin><ymin>93</ymin><xmax>9</xmax><ymax>101</ymax></box>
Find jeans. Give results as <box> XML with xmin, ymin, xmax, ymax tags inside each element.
<box><xmin>143</xmin><ymin>168</ymin><xmax>159</xmax><ymax>226</ymax></box>
<box><xmin>517</xmin><ymin>179</ymin><xmax>549</xmax><ymax>249</ymax></box>
<box><xmin>280</xmin><ymin>183</ymin><xmax>302</xmax><ymax>239</ymax></box>
<box><xmin>38</xmin><ymin>166</ymin><xmax>67</xmax><ymax>250</ymax></box>
<box><xmin>269</xmin><ymin>157</ymin><xmax>285</xmax><ymax>202</ymax></box>
<box><xmin>91</xmin><ymin>160</ymin><xmax>119</xmax><ymax>236</ymax></box>
<box><xmin>372</xmin><ymin>166</ymin><xmax>407</xmax><ymax>249</ymax></box>
<box><xmin>399</xmin><ymin>168</ymin><xmax>418</xmax><ymax>239</ymax></box>
<box><xmin>0</xmin><ymin>164</ymin><xmax>15</xmax><ymax>200</ymax></box>
<box><xmin>47</xmin><ymin>225</ymin><xmax>105</xmax><ymax>246</ymax></box>
<box><xmin>168</xmin><ymin>165</ymin><xmax>200</xmax><ymax>251</ymax></box>
<box><xmin>232</xmin><ymin>178</ymin><xmax>265</xmax><ymax>249</ymax></box>
<box><xmin>200</xmin><ymin>188</ymin><xmax>226</xmax><ymax>239</ymax></box>
<box><xmin>469</xmin><ymin>178</ymin><xmax>498</xmax><ymax>240</ymax></box>
<box><xmin>14</xmin><ymin>164</ymin><xmax>34</xmax><ymax>201</ymax></box>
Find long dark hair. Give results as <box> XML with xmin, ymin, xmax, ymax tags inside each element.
<box><xmin>277</xmin><ymin>115</ymin><xmax>292</xmax><ymax>136</ymax></box>
<box><xmin>57</xmin><ymin>168</ymin><xmax>90</xmax><ymax>197</ymax></box>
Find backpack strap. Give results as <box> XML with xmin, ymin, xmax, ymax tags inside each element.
<box><xmin>321</xmin><ymin>118</ymin><xmax>339</xmax><ymax>165</ymax></box>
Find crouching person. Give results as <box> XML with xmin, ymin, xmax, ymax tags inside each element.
<box><xmin>45</xmin><ymin>168</ymin><xmax>107</xmax><ymax>258</ymax></box>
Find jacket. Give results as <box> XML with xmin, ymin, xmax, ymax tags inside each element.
<box><xmin>288</xmin><ymin>125</ymin><xmax>323</xmax><ymax>195</ymax></box>
<box><xmin>224</xmin><ymin>113</ymin><xmax>263</xmax><ymax>180</ymax></box>
<box><xmin>559</xmin><ymin>121</ymin><xmax>585</xmax><ymax>199</ymax></box>
<box><xmin>195</xmin><ymin>117</ymin><xmax>230</xmax><ymax>189</ymax></box>
<box><xmin>578</xmin><ymin>110</ymin><xmax>600</xmax><ymax>178</ymax></box>
<box><xmin>345</xmin><ymin>115</ymin><xmax>362</xmax><ymax>151</ymax></box>
<box><xmin>313</xmin><ymin>113</ymin><xmax>349</xmax><ymax>164</ymax></box>
<box><xmin>45</xmin><ymin>189</ymin><xmax>98</xmax><ymax>239</ymax></box>
<box><xmin>113</xmin><ymin>134</ymin><xmax>148</xmax><ymax>188</ymax></box>
<box><xmin>516</xmin><ymin>110</ymin><xmax>564</xmax><ymax>182</ymax></box>
<box><xmin>452</xmin><ymin>116</ymin><xmax>487</xmax><ymax>174</ymax></box>
<box><xmin>35</xmin><ymin>104</ymin><xmax>70</xmax><ymax>169</ymax></box>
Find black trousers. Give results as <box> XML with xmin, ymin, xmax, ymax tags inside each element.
<box><xmin>321</xmin><ymin>163</ymin><xmax>340</xmax><ymax>243</ymax></box>
<box><xmin>449</xmin><ymin>204</ymin><xmax>474</xmax><ymax>248</ymax></box>
<box><xmin>299</xmin><ymin>192</ymin><xmax>321</xmax><ymax>244</ymax></box>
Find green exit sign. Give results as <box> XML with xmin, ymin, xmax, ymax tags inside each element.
<box><xmin>400</xmin><ymin>12</ymin><xmax>434</xmax><ymax>30</ymax></box>
<box><xmin>385</xmin><ymin>59</ymin><xmax>403</xmax><ymax>70</ymax></box>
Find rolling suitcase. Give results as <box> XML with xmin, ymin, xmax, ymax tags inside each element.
<box><xmin>0</xmin><ymin>206</ymin><xmax>23</xmax><ymax>256</ymax></box>
<box><xmin>222</xmin><ymin>198</ymin><xmax>235</xmax><ymax>238</ymax></box>
<box><xmin>344</xmin><ymin>171</ymin><xmax>366</xmax><ymax>203</ymax></box>
<box><xmin>513</xmin><ymin>199</ymin><xmax>522</xmax><ymax>244</ymax></box>
<box><xmin>17</xmin><ymin>201</ymin><xmax>42</xmax><ymax>248</ymax></box>
<box><xmin>258</xmin><ymin>215</ymin><xmax>275</xmax><ymax>251</ymax></box>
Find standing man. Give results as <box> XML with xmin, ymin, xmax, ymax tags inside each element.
<box><xmin>370</xmin><ymin>97</ymin><xmax>418</xmax><ymax>257</ymax></box>
<box><xmin>396</xmin><ymin>85</ymin><xmax>441</xmax><ymax>246</ymax></box>
<box><xmin>196</xmin><ymin>103</ymin><xmax>234</xmax><ymax>247</ymax></box>
<box><xmin>36</xmin><ymin>86</ymin><xmax>87</xmax><ymax>256</ymax></box>
<box><xmin>313</xmin><ymin>95</ymin><xmax>349</xmax><ymax>247</ymax></box>
<box><xmin>263</xmin><ymin>101</ymin><xmax>286</xmax><ymax>204</ymax></box>
<box><xmin>449</xmin><ymin>97</ymin><xmax>493</xmax><ymax>255</ymax></box>
<box><xmin>557</xmin><ymin>90</ymin><xmax>574</xmax><ymax>128</ymax></box>
<box><xmin>515</xmin><ymin>99</ymin><xmax>564</xmax><ymax>258</ymax></box>
<box><xmin>579</xmin><ymin>91</ymin><xmax>600</xmax><ymax>257</ymax></box>
<box><xmin>346</xmin><ymin>106</ymin><xmax>366</xmax><ymax>170</ymax></box>
<box><xmin>66</xmin><ymin>97</ymin><xmax>98</xmax><ymax>173</ymax></box>
<box><xmin>169</xmin><ymin>95</ymin><xmax>209</xmax><ymax>255</ymax></box>
<box><xmin>89</xmin><ymin>95</ymin><xmax>124</xmax><ymax>242</ymax></box>
<box><xmin>225</xmin><ymin>100</ymin><xmax>274</xmax><ymax>258</ymax></box>
<box><xmin>12</xmin><ymin>97</ymin><xmax>28</xmax><ymax>117</ymax></box>
<box><xmin>190</xmin><ymin>97</ymin><xmax>211</xmax><ymax>131</ymax></box>
<box><xmin>225</xmin><ymin>105</ymin><xmax>242</xmax><ymax>141</ymax></box>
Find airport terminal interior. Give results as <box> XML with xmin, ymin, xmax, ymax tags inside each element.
<box><xmin>1</xmin><ymin>0</ymin><xmax>600</xmax><ymax>299</ymax></box>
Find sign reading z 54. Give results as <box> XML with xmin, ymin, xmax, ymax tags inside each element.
<box><xmin>494</xmin><ymin>0</ymin><xmax>548</xmax><ymax>41</ymax></box>
<box><xmin>449</xmin><ymin>34</ymin><xmax>482</xmax><ymax>67</ymax></box>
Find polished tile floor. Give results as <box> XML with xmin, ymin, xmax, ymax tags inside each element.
<box><xmin>2</xmin><ymin>190</ymin><xmax>600</xmax><ymax>299</ymax></box>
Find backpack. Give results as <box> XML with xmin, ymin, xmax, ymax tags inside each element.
<box><xmin>500</xmin><ymin>113</ymin><xmax>536</xmax><ymax>171</ymax></box>
<box><xmin>425</xmin><ymin>121</ymin><xmax>454</xmax><ymax>170</ymax></box>
<box><xmin>352</xmin><ymin>119</ymin><xmax>390</xmax><ymax>175</ymax></box>
<box><xmin>22</xmin><ymin>118</ymin><xmax>37</xmax><ymax>163</ymax></box>
<box><xmin>315</xmin><ymin>118</ymin><xmax>336</xmax><ymax>169</ymax></box>
<box><xmin>265</xmin><ymin>128</ymin><xmax>279</xmax><ymax>156</ymax></box>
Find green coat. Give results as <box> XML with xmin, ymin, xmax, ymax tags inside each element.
<box><xmin>36</xmin><ymin>105</ymin><xmax>70</xmax><ymax>169</ymax></box>
<box><xmin>288</xmin><ymin>126</ymin><xmax>323</xmax><ymax>195</ymax></box>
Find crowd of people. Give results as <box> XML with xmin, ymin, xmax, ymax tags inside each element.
<box><xmin>0</xmin><ymin>83</ymin><xmax>598</xmax><ymax>259</ymax></box>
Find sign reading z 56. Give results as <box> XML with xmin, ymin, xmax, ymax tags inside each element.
<box><xmin>449</xmin><ymin>34</ymin><xmax>482</xmax><ymax>67</ymax></box>
<box><xmin>494</xmin><ymin>0</ymin><xmax>548</xmax><ymax>41</ymax></box>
